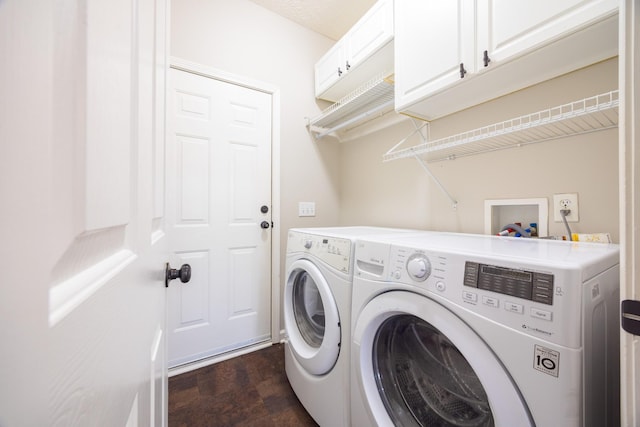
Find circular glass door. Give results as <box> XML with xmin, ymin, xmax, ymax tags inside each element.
<box><xmin>374</xmin><ymin>315</ymin><xmax>493</xmax><ymax>426</ymax></box>
<box><xmin>284</xmin><ymin>259</ymin><xmax>340</xmax><ymax>375</ymax></box>
<box><xmin>352</xmin><ymin>290</ymin><xmax>532</xmax><ymax>427</ymax></box>
<box><xmin>292</xmin><ymin>268</ymin><xmax>325</xmax><ymax>347</ymax></box>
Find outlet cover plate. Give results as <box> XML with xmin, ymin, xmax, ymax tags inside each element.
<box><xmin>553</xmin><ymin>193</ymin><xmax>579</xmax><ymax>222</ymax></box>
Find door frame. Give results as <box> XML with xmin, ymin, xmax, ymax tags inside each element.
<box><xmin>620</xmin><ymin>2</ymin><xmax>639</xmax><ymax>425</ymax></box>
<box><xmin>169</xmin><ymin>56</ymin><xmax>282</xmax><ymax>356</ymax></box>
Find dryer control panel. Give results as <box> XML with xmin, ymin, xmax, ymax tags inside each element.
<box><xmin>287</xmin><ymin>232</ymin><xmax>352</xmax><ymax>273</ymax></box>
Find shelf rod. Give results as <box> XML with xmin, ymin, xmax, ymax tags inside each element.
<box><xmin>314</xmin><ymin>99</ymin><xmax>394</xmax><ymax>139</ymax></box>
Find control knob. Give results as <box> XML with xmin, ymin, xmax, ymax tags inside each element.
<box><xmin>304</xmin><ymin>240</ymin><xmax>313</xmax><ymax>249</ymax></box>
<box><xmin>406</xmin><ymin>254</ymin><xmax>431</xmax><ymax>282</ymax></box>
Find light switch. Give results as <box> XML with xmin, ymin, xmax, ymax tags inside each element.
<box><xmin>298</xmin><ymin>202</ymin><xmax>316</xmax><ymax>217</ymax></box>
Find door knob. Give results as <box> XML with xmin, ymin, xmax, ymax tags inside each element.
<box><xmin>260</xmin><ymin>221</ymin><xmax>270</xmax><ymax>229</ymax></box>
<box><xmin>165</xmin><ymin>262</ymin><xmax>191</xmax><ymax>287</ymax></box>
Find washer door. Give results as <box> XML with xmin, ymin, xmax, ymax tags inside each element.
<box><xmin>284</xmin><ymin>259</ymin><xmax>341</xmax><ymax>375</ymax></box>
<box><xmin>353</xmin><ymin>291</ymin><xmax>532</xmax><ymax>427</ymax></box>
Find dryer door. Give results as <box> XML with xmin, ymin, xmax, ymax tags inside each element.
<box><xmin>353</xmin><ymin>291</ymin><xmax>533</xmax><ymax>427</ymax></box>
<box><xmin>284</xmin><ymin>259</ymin><xmax>341</xmax><ymax>375</ymax></box>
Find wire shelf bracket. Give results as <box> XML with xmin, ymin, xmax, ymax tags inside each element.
<box><xmin>390</xmin><ymin>119</ymin><xmax>458</xmax><ymax>209</ymax></box>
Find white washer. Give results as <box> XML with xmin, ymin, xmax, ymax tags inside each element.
<box><xmin>351</xmin><ymin>232</ymin><xmax>620</xmax><ymax>427</ymax></box>
<box><xmin>284</xmin><ymin>227</ymin><xmax>418</xmax><ymax>427</ymax></box>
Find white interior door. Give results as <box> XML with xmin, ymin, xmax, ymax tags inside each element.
<box><xmin>0</xmin><ymin>0</ymin><xmax>169</xmax><ymax>425</ymax></box>
<box><xmin>167</xmin><ymin>65</ymin><xmax>273</xmax><ymax>368</ymax></box>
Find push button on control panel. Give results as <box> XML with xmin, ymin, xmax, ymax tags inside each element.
<box><xmin>462</xmin><ymin>291</ymin><xmax>478</xmax><ymax>303</ymax></box>
<box><xmin>482</xmin><ymin>296</ymin><xmax>499</xmax><ymax>308</ymax></box>
<box><xmin>530</xmin><ymin>308</ymin><xmax>553</xmax><ymax>321</ymax></box>
<box><xmin>504</xmin><ymin>301</ymin><xmax>524</xmax><ymax>314</ymax></box>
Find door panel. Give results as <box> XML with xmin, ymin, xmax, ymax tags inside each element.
<box><xmin>167</xmin><ymin>67</ymin><xmax>273</xmax><ymax>367</ymax></box>
<box><xmin>0</xmin><ymin>0</ymin><xmax>169</xmax><ymax>425</ymax></box>
<box><xmin>177</xmin><ymin>135</ymin><xmax>209</xmax><ymax>222</ymax></box>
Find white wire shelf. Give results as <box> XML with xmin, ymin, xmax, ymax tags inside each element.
<box><xmin>308</xmin><ymin>73</ymin><xmax>395</xmax><ymax>139</ymax></box>
<box><xmin>384</xmin><ymin>90</ymin><xmax>619</xmax><ymax>163</ymax></box>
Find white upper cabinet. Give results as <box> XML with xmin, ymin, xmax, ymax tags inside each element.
<box><xmin>315</xmin><ymin>39</ymin><xmax>347</xmax><ymax>100</ymax></box>
<box><xmin>394</xmin><ymin>1</ymin><xmax>475</xmax><ymax>112</ymax></box>
<box><xmin>315</xmin><ymin>0</ymin><xmax>394</xmax><ymax>101</ymax></box>
<box><xmin>395</xmin><ymin>0</ymin><xmax>619</xmax><ymax>121</ymax></box>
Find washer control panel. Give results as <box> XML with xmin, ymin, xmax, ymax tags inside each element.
<box><xmin>358</xmin><ymin>238</ymin><xmax>618</xmax><ymax>350</ymax></box>
<box><xmin>385</xmin><ymin>245</ymin><xmax>571</xmax><ymax>346</ymax></box>
<box><xmin>464</xmin><ymin>262</ymin><xmax>554</xmax><ymax>306</ymax></box>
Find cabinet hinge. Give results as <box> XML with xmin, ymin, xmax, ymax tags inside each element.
<box><xmin>621</xmin><ymin>300</ymin><xmax>640</xmax><ymax>335</ymax></box>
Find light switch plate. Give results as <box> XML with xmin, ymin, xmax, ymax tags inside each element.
<box><xmin>298</xmin><ymin>202</ymin><xmax>316</xmax><ymax>217</ymax></box>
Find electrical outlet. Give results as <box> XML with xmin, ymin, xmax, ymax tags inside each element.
<box><xmin>298</xmin><ymin>202</ymin><xmax>316</xmax><ymax>217</ymax></box>
<box><xmin>553</xmin><ymin>193</ymin><xmax>579</xmax><ymax>222</ymax></box>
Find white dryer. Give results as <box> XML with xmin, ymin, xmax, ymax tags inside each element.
<box><xmin>283</xmin><ymin>227</ymin><xmax>417</xmax><ymax>427</ymax></box>
<box><xmin>351</xmin><ymin>232</ymin><xmax>620</xmax><ymax>427</ymax></box>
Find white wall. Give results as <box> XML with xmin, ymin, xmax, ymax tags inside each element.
<box><xmin>339</xmin><ymin>58</ymin><xmax>619</xmax><ymax>242</ymax></box>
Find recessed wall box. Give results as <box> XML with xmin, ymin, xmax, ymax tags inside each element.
<box><xmin>484</xmin><ymin>198</ymin><xmax>548</xmax><ymax>237</ymax></box>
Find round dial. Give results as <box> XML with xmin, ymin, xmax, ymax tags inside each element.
<box><xmin>406</xmin><ymin>254</ymin><xmax>431</xmax><ymax>282</ymax></box>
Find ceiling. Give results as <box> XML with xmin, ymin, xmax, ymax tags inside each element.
<box><xmin>247</xmin><ymin>0</ymin><xmax>376</xmax><ymax>40</ymax></box>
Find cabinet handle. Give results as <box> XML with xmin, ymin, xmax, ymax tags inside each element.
<box><xmin>346</xmin><ymin>60</ymin><xmax>351</xmax><ymax>70</ymax></box>
<box><xmin>483</xmin><ymin>50</ymin><xmax>491</xmax><ymax>67</ymax></box>
<box><xmin>459</xmin><ymin>63</ymin><xmax>467</xmax><ymax>79</ymax></box>
<box><xmin>337</xmin><ymin>67</ymin><xmax>342</xmax><ymax>77</ymax></box>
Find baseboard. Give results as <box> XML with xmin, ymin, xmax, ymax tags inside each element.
<box><xmin>168</xmin><ymin>341</ymin><xmax>273</xmax><ymax>377</ymax></box>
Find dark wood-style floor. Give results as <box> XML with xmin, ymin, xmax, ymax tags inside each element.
<box><xmin>169</xmin><ymin>343</ymin><xmax>319</xmax><ymax>427</ymax></box>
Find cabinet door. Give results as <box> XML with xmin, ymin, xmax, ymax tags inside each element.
<box><xmin>315</xmin><ymin>39</ymin><xmax>346</xmax><ymax>97</ymax></box>
<box><xmin>394</xmin><ymin>0</ymin><xmax>475</xmax><ymax>112</ymax></box>
<box><xmin>347</xmin><ymin>0</ymin><xmax>394</xmax><ymax>70</ymax></box>
<box><xmin>478</xmin><ymin>0</ymin><xmax>618</xmax><ymax>64</ymax></box>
